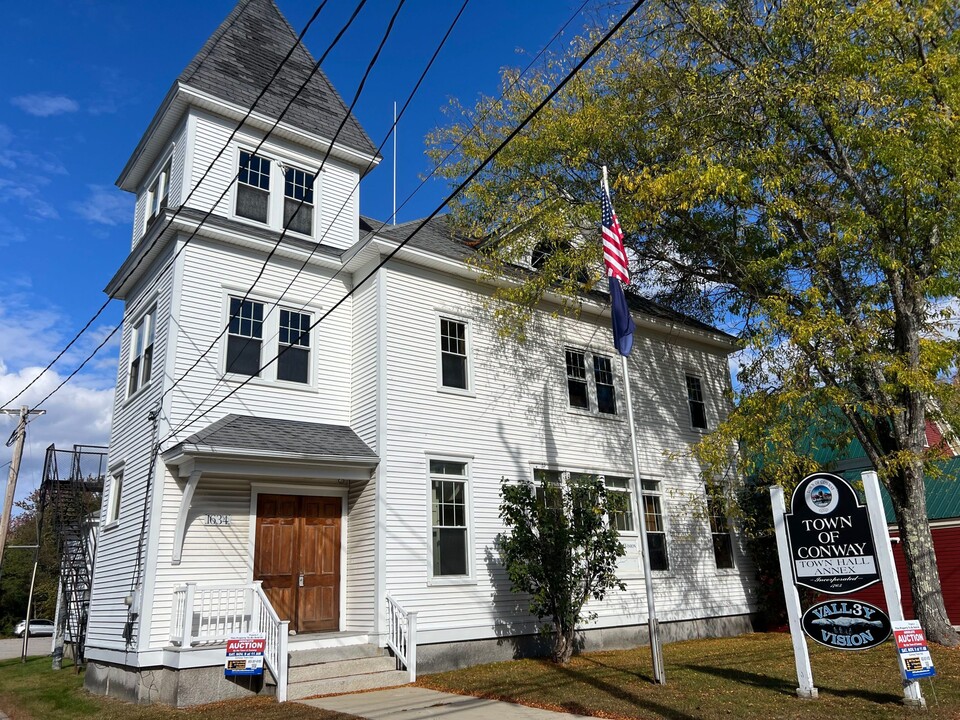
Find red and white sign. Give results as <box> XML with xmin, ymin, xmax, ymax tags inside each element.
<box><xmin>892</xmin><ymin>621</ymin><xmax>936</xmax><ymax>681</ymax></box>
<box><xmin>224</xmin><ymin>633</ymin><xmax>266</xmax><ymax>676</ymax></box>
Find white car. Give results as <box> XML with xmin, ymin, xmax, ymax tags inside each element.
<box><xmin>13</xmin><ymin>619</ymin><xmax>54</xmax><ymax>637</ymax></box>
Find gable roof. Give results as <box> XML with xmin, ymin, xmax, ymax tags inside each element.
<box><xmin>177</xmin><ymin>0</ymin><xmax>377</xmax><ymax>160</ymax></box>
<box><xmin>166</xmin><ymin>414</ymin><xmax>378</xmax><ymax>462</ymax></box>
<box><xmin>363</xmin><ymin>214</ymin><xmax>735</xmax><ymax>342</ymax></box>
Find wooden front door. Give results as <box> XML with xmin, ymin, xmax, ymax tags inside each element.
<box><xmin>254</xmin><ymin>494</ymin><xmax>341</xmax><ymax>633</ymax></box>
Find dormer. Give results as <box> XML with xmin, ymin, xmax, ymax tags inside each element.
<box><xmin>115</xmin><ymin>0</ymin><xmax>380</xmax><ymax>253</ymax></box>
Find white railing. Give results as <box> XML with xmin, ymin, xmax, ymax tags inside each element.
<box><xmin>170</xmin><ymin>582</ymin><xmax>289</xmax><ymax>702</ymax></box>
<box><xmin>386</xmin><ymin>594</ymin><xmax>417</xmax><ymax>682</ymax></box>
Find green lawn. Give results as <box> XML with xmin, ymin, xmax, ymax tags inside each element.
<box><xmin>0</xmin><ymin>657</ymin><xmax>356</xmax><ymax>720</ymax></box>
<box><xmin>417</xmin><ymin>632</ymin><xmax>960</xmax><ymax>719</ymax></box>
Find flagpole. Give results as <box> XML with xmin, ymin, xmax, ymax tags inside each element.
<box><xmin>603</xmin><ymin>165</ymin><xmax>665</xmax><ymax>685</ymax></box>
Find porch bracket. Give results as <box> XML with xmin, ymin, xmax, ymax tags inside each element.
<box><xmin>172</xmin><ymin>470</ymin><xmax>202</xmax><ymax>565</ymax></box>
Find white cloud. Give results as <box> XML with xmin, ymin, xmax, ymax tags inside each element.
<box><xmin>11</xmin><ymin>93</ymin><xmax>79</xmax><ymax>117</ymax></box>
<box><xmin>0</xmin><ymin>292</ymin><xmax>117</xmax><ymax>512</ymax></box>
<box><xmin>71</xmin><ymin>185</ymin><xmax>133</xmax><ymax>226</ymax></box>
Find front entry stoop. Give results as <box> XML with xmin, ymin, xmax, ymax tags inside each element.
<box><xmin>284</xmin><ymin>643</ymin><xmax>409</xmax><ymax>700</ymax></box>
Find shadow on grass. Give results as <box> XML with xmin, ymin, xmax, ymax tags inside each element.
<box><xmin>680</xmin><ymin>663</ymin><xmax>902</xmax><ymax>705</ymax></box>
<box><xmin>577</xmin><ymin>654</ymin><xmax>654</xmax><ymax>683</ymax></box>
<box><xmin>553</xmin><ymin>660</ymin><xmax>697</xmax><ymax>720</ymax></box>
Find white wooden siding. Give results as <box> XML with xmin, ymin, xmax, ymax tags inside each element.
<box><xmin>165</xmin><ymin>237</ymin><xmax>354</xmax><ymax>443</ymax></box>
<box><xmin>185</xmin><ymin>110</ymin><xmax>359</xmax><ymax>250</ymax></box>
<box><xmin>86</xmin><ymin>243</ymin><xmax>177</xmax><ymax>651</ymax></box>
<box><xmin>379</xmin><ymin>261</ymin><xmax>755</xmax><ymax>643</ymax></box>
<box><xmin>345</xmin><ymin>477</ymin><xmax>376</xmax><ymax>631</ymax></box>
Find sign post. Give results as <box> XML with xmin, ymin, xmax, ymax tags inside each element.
<box><xmin>770</xmin><ymin>486</ymin><xmax>818</xmax><ymax>698</ymax></box>
<box><xmin>861</xmin><ymin>471</ymin><xmax>925</xmax><ymax>707</ymax></box>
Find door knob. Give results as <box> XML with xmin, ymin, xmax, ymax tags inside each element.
<box><xmin>298</xmin><ymin>573</ymin><xmax>304</xmax><ymax>587</ymax></box>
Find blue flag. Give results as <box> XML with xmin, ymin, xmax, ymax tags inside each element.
<box><xmin>609</xmin><ymin>276</ymin><xmax>635</xmax><ymax>356</ymax></box>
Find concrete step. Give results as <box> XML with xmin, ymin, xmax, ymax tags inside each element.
<box><xmin>289</xmin><ymin>643</ymin><xmax>385</xmax><ymax>666</ymax></box>
<box><xmin>288</xmin><ymin>654</ymin><xmax>397</xmax><ymax>683</ymax></box>
<box><xmin>286</xmin><ymin>669</ymin><xmax>409</xmax><ymax>700</ymax></box>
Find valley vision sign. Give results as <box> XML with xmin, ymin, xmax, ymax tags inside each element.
<box><xmin>785</xmin><ymin>472</ymin><xmax>881</xmax><ymax>594</ymax></box>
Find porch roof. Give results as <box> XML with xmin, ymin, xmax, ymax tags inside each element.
<box><xmin>162</xmin><ymin>414</ymin><xmax>378</xmax><ymax>466</ymax></box>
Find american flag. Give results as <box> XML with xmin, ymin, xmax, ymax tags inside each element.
<box><xmin>601</xmin><ymin>186</ymin><xmax>629</xmax><ymax>284</ymax></box>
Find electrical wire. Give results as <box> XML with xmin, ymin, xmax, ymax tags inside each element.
<box><xmin>2</xmin><ymin>0</ymin><xmax>333</xmax><ymax>410</ymax></box>
<box><xmin>163</xmin><ymin>0</ymin><xmax>470</xmax><ymax>434</ymax></box>
<box><xmin>26</xmin><ymin>0</ymin><xmax>371</xmax><ymax>413</ymax></box>
<box><xmin>158</xmin><ymin>0</ymin><xmax>406</xmax><ymax>424</ymax></box>
<box><xmin>160</xmin><ymin>0</ymin><xmax>649</xmax><ymax>448</ymax></box>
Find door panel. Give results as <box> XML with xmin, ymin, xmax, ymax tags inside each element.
<box><xmin>299</xmin><ymin>496</ymin><xmax>341</xmax><ymax>632</ymax></box>
<box><xmin>253</xmin><ymin>494</ymin><xmax>341</xmax><ymax>633</ymax></box>
<box><xmin>254</xmin><ymin>495</ymin><xmax>297</xmax><ymax>623</ymax></box>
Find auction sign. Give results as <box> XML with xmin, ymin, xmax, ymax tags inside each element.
<box><xmin>785</xmin><ymin>472</ymin><xmax>880</xmax><ymax>594</ymax></box>
<box><xmin>892</xmin><ymin>621</ymin><xmax>937</xmax><ymax>681</ymax></box>
<box><xmin>224</xmin><ymin>633</ymin><xmax>266</xmax><ymax>677</ymax></box>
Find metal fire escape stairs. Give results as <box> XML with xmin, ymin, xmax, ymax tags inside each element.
<box><xmin>39</xmin><ymin>444</ymin><xmax>107</xmax><ymax>669</ymax></box>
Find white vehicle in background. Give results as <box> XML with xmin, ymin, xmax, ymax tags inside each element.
<box><xmin>13</xmin><ymin>619</ymin><xmax>54</xmax><ymax>637</ymax></box>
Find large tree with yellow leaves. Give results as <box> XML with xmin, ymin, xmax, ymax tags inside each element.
<box><xmin>430</xmin><ymin>0</ymin><xmax>960</xmax><ymax>644</ymax></box>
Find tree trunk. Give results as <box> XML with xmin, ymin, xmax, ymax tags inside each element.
<box><xmin>889</xmin><ymin>459</ymin><xmax>959</xmax><ymax>647</ymax></box>
<box><xmin>552</xmin><ymin>622</ymin><xmax>576</xmax><ymax>664</ymax></box>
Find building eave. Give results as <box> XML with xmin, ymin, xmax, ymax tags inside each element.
<box><xmin>354</xmin><ymin>233</ymin><xmax>739</xmax><ymax>353</ymax></box>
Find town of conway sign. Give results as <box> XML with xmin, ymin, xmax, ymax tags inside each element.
<box><xmin>785</xmin><ymin>472</ymin><xmax>881</xmax><ymax>595</ymax></box>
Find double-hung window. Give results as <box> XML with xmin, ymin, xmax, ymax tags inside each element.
<box><xmin>128</xmin><ymin>309</ymin><xmax>155</xmax><ymax>397</ymax></box>
<box><xmin>146</xmin><ymin>160</ymin><xmax>171</xmax><ymax>229</ymax></box>
<box><xmin>224</xmin><ymin>296</ymin><xmax>313</xmax><ymax>385</ymax></box>
<box><xmin>686</xmin><ymin>374</ymin><xmax>708</xmax><ymax>429</ymax></box>
<box><xmin>283</xmin><ymin>167</ymin><xmax>315</xmax><ymax>235</ymax></box>
<box><xmin>565</xmin><ymin>348</ymin><xmax>617</xmax><ymax>415</ymax></box>
<box><xmin>278</xmin><ymin>309</ymin><xmax>311</xmax><ymax>384</ymax></box>
<box><xmin>236</xmin><ymin>151</ymin><xmax>271</xmax><ymax>223</ymax></box>
<box><xmin>604</xmin><ymin>475</ymin><xmax>634</xmax><ymax>532</ymax></box>
<box><xmin>641</xmin><ymin>480</ymin><xmax>669</xmax><ymax>571</ymax></box>
<box><xmin>439</xmin><ymin>317</ymin><xmax>469</xmax><ymax>391</ymax></box>
<box><xmin>707</xmin><ymin>494</ymin><xmax>735</xmax><ymax>569</ymax></box>
<box><xmin>430</xmin><ymin>460</ymin><xmax>469</xmax><ymax>577</ymax></box>
<box><xmin>226</xmin><ymin>298</ymin><xmax>264</xmax><ymax>377</ymax></box>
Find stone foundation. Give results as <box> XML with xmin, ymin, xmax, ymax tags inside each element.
<box><xmin>84</xmin><ymin>660</ymin><xmax>272</xmax><ymax>708</ymax></box>
<box><xmin>84</xmin><ymin>614</ymin><xmax>755</xmax><ymax>707</ymax></box>
<box><xmin>416</xmin><ymin>613</ymin><xmax>756</xmax><ymax>673</ymax></box>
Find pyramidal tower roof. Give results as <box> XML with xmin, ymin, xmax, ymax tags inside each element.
<box><xmin>177</xmin><ymin>0</ymin><xmax>378</xmax><ymax>159</ymax></box>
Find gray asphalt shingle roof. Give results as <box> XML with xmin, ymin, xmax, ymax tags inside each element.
<box><xmin>174</xmin><ymin>414</ymin><xmax>377</xmax><ymax>460</ymax></box>
<box><xmin>178</xmin><ymin>0</ymin><xmax>378</xmax><ymax>160</ymax></box>
<box><xmin>361</xmin><ymin>215</ymin><xmax>733</xmax><ymax>340</ymax></box>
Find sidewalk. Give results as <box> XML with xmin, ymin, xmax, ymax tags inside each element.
<box><xmin>299</xmin><ymin>687</ymin><xmax>592</xmax><ymax>719</ymax></box>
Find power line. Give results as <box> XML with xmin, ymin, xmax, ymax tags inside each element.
<box><xmin>164</xmin><ymin>0</ymin><xmax>470</xmax><ymax>434</ymax></box>
<box><xmin>160</xmin><ymin>0</ymin><xmax>649</xmax><ymax>447</ymax></box>
<box><xmin>26</xmin><ymin>0</ymin><xmax>372</xmax><ymax>413</ymax></box>
<box><xmin>3</xmin><ymin>0</ymin><xmax>334</xmax><ymax>410</ymax></box>
<box><xmin>165</xmin><ymin>0</ymin><xmax>585</xmax><ymax>436</ymax></box>
<box><xmin>159</xmin><ymin>0</ymin><xmax>407</xmax><ymax>423</ymax></box>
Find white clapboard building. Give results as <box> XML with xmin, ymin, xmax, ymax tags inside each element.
<box><xmin>84</xmin><ymin>0</ymin><xmax>757</xmax><ymax>706</ymax></box>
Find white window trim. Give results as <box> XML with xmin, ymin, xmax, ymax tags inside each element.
<box><xmin>436</xmin><ymin>314</ymin><xmax>475</xmax><ymax>397</ymax></box>
<box><xmin>126</xmin><ymin>306</ymin><xmax>156</xmax><ymax>400</ymax></box>
<box><xmin>640</xmin><ymin>478</ymin><xmax>671</xmax><ymax>573</ymax></box>
<box><xmin>706</xmin><ymin>491</ymin><xmax>737</xmax><ymax>572</ymax></box>
<box><xmin>684</xmin><ymin>371</ymin><xmax>709</xmax><ymax>432</ymax></box>
<box><xmin>220</xmin><ymin>288</ymin><xmax>320</xmax><ymax>389</ymax></box>
<box><xmin>425</xmin><ymin>453</ymin><xmax>475</xmax><ymax>585</ymax></box>
<box><xmin>230</xmin><ymin>145</ymin><xmax>322</xmax><ymax>240</ymax></box>
<box><xmin>105</xmin><ymin>468</ymin><xmax>123</xmax><ymax>528</ymax></box>
<box><xmin>141</xmin><ymin>147</ymin><xmax>175</xmax><ymax>237</ymax></box>
<box><xmin>563</xmin><ymin>346</ymin><xmax>623</xmax><ymax>419</ymax></box>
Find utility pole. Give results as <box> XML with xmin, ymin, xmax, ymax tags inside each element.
<box><xmin>0</xmin><ymin>406</ymin><xmax>45</xmax><ymax>569</ymax></box>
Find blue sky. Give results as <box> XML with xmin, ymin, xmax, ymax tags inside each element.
<box><xmin>0</xmin><ymin>0</ymin><xmax>596</xmax><ymax>507</ymax></box>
